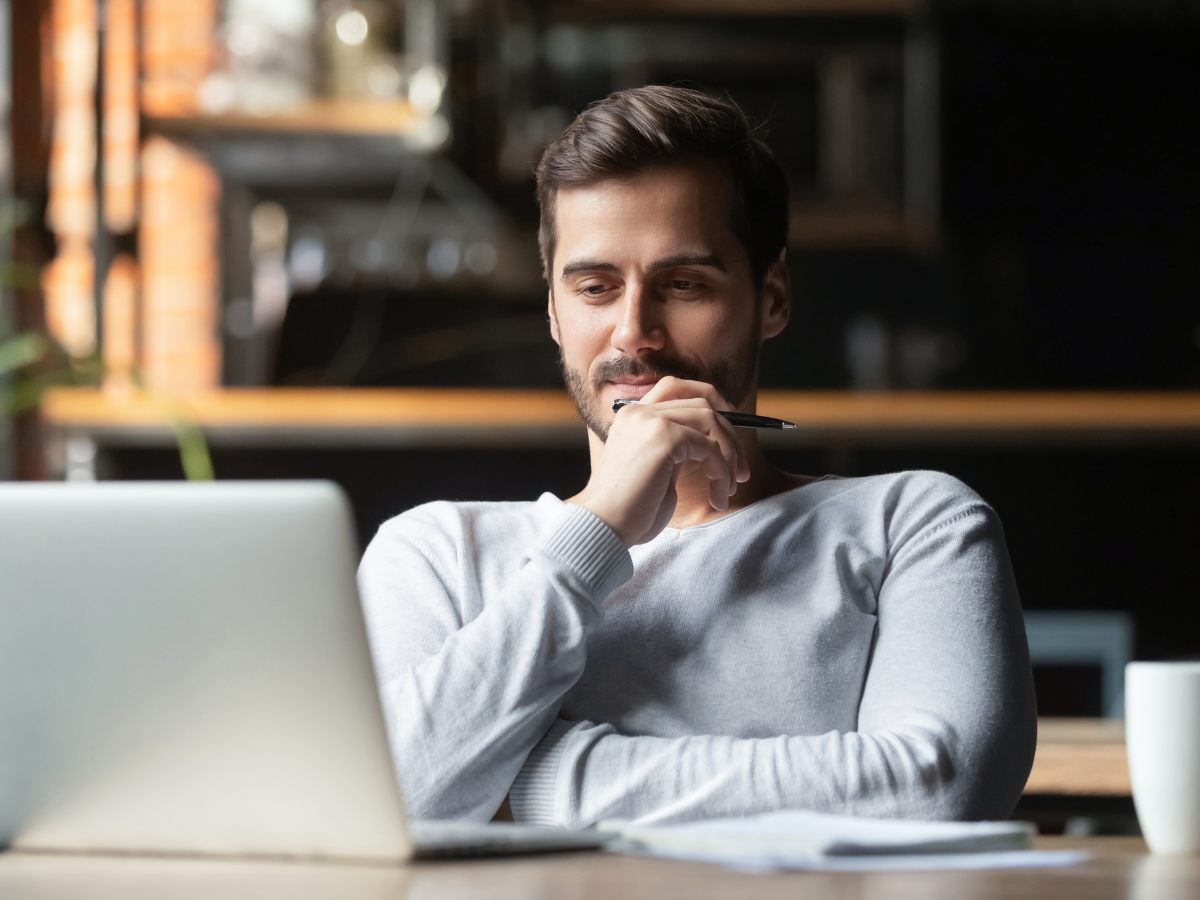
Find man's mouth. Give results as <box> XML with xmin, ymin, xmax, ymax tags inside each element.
<box><xmin>605</xmin><ymin>378</ymin><xmax>658</xmax><ymax>400</ymax></box>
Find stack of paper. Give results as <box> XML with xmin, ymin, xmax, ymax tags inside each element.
<box><xmin>606</xmin><ymin>811</ymin><xmax>1086</xmax><ymax>872</ymax></box>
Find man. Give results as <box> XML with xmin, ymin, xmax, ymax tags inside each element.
<box><xmin>358</xmin><ymin>86</ymin><xmax>1036</xmax><ymax>828</ymax></box>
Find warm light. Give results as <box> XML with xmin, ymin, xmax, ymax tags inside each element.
<box><xmin>367</xmin><ymin>62</ymin><xmax>401</xmax><ymax>97</ymax></box>
<box><xmin>464</xmin><ymin>241</ymin><xmax>497</xmax><ymax>276</ymax></box>
<box><xmin>335</xmin><ymin>10</ymin><xmax>369</xmax><ymax>46</ymax></box>
<box><xmin>408</xmin><ymin>65</ymin><xmax>446</xmax><ymax>113</ymax></box>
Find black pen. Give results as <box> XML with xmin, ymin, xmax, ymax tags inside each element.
<box><xmin>612</xmin><ymin>398</ymin><xmax>796</xmax><ymax>429</ymax></box>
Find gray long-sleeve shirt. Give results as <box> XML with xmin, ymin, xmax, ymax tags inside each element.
<box><xmin>357</xmin><ymin>470</ymin><xmax>1036</xmax><ymax>828</ymax></box>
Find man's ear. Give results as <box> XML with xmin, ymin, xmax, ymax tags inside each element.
<box><xmin>547</xmin><ymin>288</ymin><xmax>561</xmax><ymax>346</ymax></box>
<box><xmin>760</xmin><ymin>248</ymin><xmax>791</xmax><ymax>340</ymax></box>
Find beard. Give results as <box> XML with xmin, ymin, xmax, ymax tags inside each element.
<box><xmin>559</xmin><ymin>330</ymin><xmax>761</xmax><ymax>442</ymax></box>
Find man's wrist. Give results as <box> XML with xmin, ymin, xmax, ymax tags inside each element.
<box><xmin>538</xmin><ymin>501</ymin><xmax>634</xmax><ymax>600</ymax></box>
<box><xmin>567</xmin><ymin>494</ymin><xmax>632</xmax><ymax>548</ymax></box>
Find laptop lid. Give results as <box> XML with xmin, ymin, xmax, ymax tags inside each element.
<box><xmin>0</xmin><ymin>481</ymin><xmax>413</xmax><ymax>861</ymax></box>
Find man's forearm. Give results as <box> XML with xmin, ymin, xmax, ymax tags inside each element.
<box><xmin>376</xmin><ymin>583</ymin><xmax>594</xmax><ymax>821</ymax></box>
<box><xmin>511</xmin><ymin>506</ymin><xmax>1036</xmax><ymax>827</ymax></box>
<box><xmin>510</xmin><ymin>714</ymin><xmax>1022</xmax><ymax>828</ymax></box>
<box><xmin>360</xmin><ymin>503</ymin><xmax>632</xmax><ymax>822</ymax></box>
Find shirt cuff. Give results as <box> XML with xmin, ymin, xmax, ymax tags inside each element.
<box><xmin>535</xmin><ymin>502</ymin><xmax>633</xmax><ymax>604</ymax></box>
<box><xmin>509</xmin><ymin>719</ymin><xmax>578</xmax><ymax>825</ymax></box>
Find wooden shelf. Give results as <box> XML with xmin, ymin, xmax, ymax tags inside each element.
<box><xmin>41</xmin><ymin>388</ymin><xmax>581</xmax><ymax>451</ymax></box>
<box><xmin>762</xmin><ymin>390</ymin><xmax>1200</xmax><ymax>441</ymax></box>
<box><xmin>42</xmin><ymin>388</ymin><xmax>575</xmax><ymax>432</ymax></box>
<box><xmin>554</xmin><ymin>0</ymin><xmax>923</xmax><ymax>19</ymax></box>
<box><xmin>143</xmin><ymin>99</ymin><xmax>425</xmax><ymax>139</ymax></box>
<box><xmin>39</xmin><ymin>388</ymin><xmax>1200</xmax><ymax>448</ymax></box>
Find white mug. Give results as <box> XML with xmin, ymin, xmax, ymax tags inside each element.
<box><xmin>1125</xmin><ymin>662</ymin><xmax>1200</xmax><ymax>855</ymax></box>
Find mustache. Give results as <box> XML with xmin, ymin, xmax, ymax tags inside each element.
<box><xmin>590</xmin><ymin>355</ymin><xmax>705</xmax><ymax>391</ymax></box>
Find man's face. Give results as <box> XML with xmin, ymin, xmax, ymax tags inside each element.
<box><xmin>547</xmin><ymin>163</ymin><xmax>787</xmax><ymax>441</ymax></box>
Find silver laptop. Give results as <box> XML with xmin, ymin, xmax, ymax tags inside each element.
<box><xmin>0</xmin><ymin>481</ymin><xmax>608</xmax><ymax>861</ymax></box>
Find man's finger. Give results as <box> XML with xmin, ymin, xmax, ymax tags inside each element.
<box><xmin>640</xmin><ymin>376</ymin><xmax>734</xmax><ymax>411</ymax></box>
<box><xmin>665</xmin><ymin>427</ymin><xmax>735</xmax><ymax>508</ymax></box>
<box><xmin>652</xmin><ymin>406</ymin><xmax>744</xmax><ymax>490</ymax></box>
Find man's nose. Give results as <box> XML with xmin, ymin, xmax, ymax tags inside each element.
<box><xmin>611</xmin><ymin>283</ymin><xmax>666</xmax><ymax>355</ymax></box>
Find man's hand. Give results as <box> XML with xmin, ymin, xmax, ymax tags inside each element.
<box><xmin>571</xmin><ymin>377</ymin><xmax>751</xmax><ymax>547</ymax></box>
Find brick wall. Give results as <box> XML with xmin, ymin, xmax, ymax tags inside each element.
<box><xmin>43</xmin><ymin>0</ymin><xmax>221</xmax><ymax>391</ymax></box>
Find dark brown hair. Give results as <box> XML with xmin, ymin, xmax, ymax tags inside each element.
<box><xmin>535</xmin><ymin>85</ymin><xmax>789</xmax><ymax>287</ymax></box>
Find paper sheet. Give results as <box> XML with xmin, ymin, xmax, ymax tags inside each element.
<box><xmin>612</xmin><ymin>844</ymin><xmax>1092</xmax><ymax>873</ymax></box>
<box><xmin>604</xmin><ymin>810</ymin><xmax>1090</xmax><ymax>873</ymax></box>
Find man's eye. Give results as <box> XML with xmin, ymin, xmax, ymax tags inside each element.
<box><xmin>579</xmin><ymin>284</ymin><xmax>612</xmax><ymax>297</ymax></box>
<box><xmin>669</xmin><ymin>279</ymin><xmax>703</xmax><ymax>293</ymax></box>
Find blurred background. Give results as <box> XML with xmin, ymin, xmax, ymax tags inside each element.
<box><xmin>2</xmin><ymin>0</ymin><xmax>1199</xmax><ymax>829</ymax></box>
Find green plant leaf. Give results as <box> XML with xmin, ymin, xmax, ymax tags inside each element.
<box><xmin>0</xmin><ymin>332</ymin><xmax>49</xmax><ymax>376</ymax></box>
<box><xmin>2</xmin><ymin>326</ymin><xmax>215</xmax><ymax>480</ymax></box>
<box><xmin>0</xmin><ymin>261</ymin><xmax>40</xmax><ymax>290</ymax></box>
<box><xmin>167</xmin><ymin>415</ymin><xmax>215</xmax><ymax>482</ymax></box>
<box><xmin>0</xmin><ymin>198</ymin><xmax>29</xmax><ymax>231</ymax></box>
<box><xmin>1</xmin><ymin>377</ymin><xmax>50</xmax><ymax>415</ymax></box>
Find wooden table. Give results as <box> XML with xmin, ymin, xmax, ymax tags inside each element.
<box><xmin>1028</xmin><ymin>718</ymin><xmax>1131</xmax><ymax>797</ymax></box>
<box><xmin>0</xmin><ymin>838</ymin><xmax>1194</xmax><ymax>899</ymax></box>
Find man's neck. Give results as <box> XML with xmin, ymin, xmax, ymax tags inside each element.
<box><xmin>662</xmin><ymin>431</ymin><xmax>792</xmax><ymax>530</ymax></box>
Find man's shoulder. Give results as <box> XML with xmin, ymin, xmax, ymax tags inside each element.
<box><xmin>825</xmin><ymin>468</ymin><xmax>984</xmax><ymax>504</ymax></box>
<box><xmin>797</xmin><ymin>469</ymin><xmax>995</xmax><ymax>539</ymax></box>
<box><xmin>812</xmin><ymin>469</ymin><xmax>987</xmax><ymax>507</ymax></box>
<box><xmin>367</xmin><ymin>495</ymin><xmax>561</xmax><ymax>557</ymax></box>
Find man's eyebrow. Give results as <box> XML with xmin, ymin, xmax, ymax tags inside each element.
<box><xmin>646</xmin><ymin>253</ymin><xmax>726</xmax><ymax>275</ymax></box>
<box><xmin>559</xmin><ymin>259</ymin><xmax>620</xmax><ymax>279</ymax></box>
<box><xmin>559</xmin><ymin>253</ymin><xmax>727</xmax><ymax>280</ymax></box>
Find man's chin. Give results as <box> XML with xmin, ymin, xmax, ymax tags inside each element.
<box><xmin>582</xmin><ymin>406</ymin><xmax>612</xmax><ymax>443</ymax></box>
<box><xmin>565</xmin><ymin>393</ymin><xmax>611</xmax><ymax>443</ymax></box>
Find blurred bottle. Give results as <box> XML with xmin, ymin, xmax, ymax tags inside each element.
<box><xmin>896</xmin><ymin>326</ymin><xmax>967</xmax><ymax>388</ymax></box>
<box><xmin>845</xmin><ymin>313</ymin><xmax>891</xmax><ymax>390</ymax></box>
<box><xmin>201</xmin><ymin>0</ymin><xmax>317</xmax><ymax>114</ymax></box>
<box><xmin>319</xmin><ymin>0</ymin><xmax>404</xmax><ymax>101</ymax></box>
